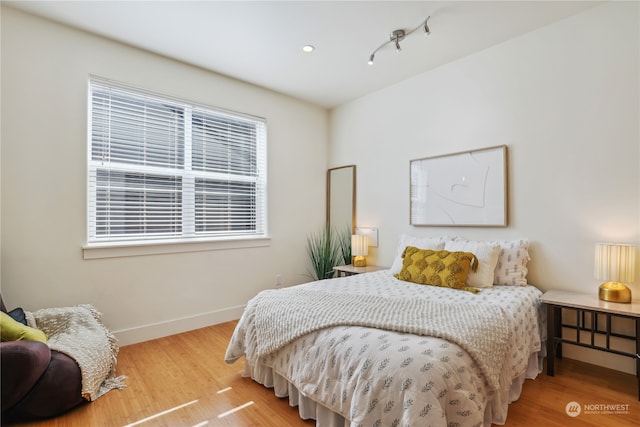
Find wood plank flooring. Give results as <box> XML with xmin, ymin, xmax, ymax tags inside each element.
<box><xmin>4</xmin><ymin>320</ymin><xmax>639</xmax><ymax>427</ymax></box>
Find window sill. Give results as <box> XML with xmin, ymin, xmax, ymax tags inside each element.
<box><xmin>82</xmin><ymin>236</ymin><xmax>271</xmax><ymax>259</ymax></box>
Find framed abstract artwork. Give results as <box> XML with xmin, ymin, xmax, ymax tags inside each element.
<box><xmin>410</xmin><ymin>145</ymin><xmax>507</xmax><ymax>227</ymax></box>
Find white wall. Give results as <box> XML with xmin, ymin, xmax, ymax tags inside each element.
<box><xmin>330</xmin><ymin>2</ymin><xmax>639</xmax><ymax>373</ymax></box>
<box><xmin>0</xmin><ymin>7</ymin><xmax>329</xmax><ymax>344</ymax></box>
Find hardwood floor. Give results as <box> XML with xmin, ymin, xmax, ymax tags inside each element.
<box><xmin>5</xmin><ymin>321</ymin><xmax>639</xmax><ymax>427</ymax></box>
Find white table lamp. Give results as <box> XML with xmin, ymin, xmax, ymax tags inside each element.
<box><xmin>594</xmin><ymin>243</ymin><xmax>636</xmax><ymax>303</ymax></box>
<box><xmin>351</xmin><ymin>234</ymin><xmax>368</xmax><ymax>267</ymax></box>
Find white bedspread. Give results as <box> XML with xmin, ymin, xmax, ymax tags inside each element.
<box><xmin>225</xmin><ymin>270</ymin><xmax>545</xmax><ymax>427</ymax></box>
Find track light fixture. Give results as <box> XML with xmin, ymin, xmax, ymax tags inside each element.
<box><xmin>368</xmin><ymin>16</ymin><xmax>431</xmax><ymax>65</ymax></box>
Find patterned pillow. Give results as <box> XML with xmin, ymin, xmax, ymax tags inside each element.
<box><xmin>486</xmin><ymin>239</ymin><xmax>530</xmax><ymax>286</ymax></box>
<box><xmin>394</xmin><ymin>247</ymin><xmax>479</xmax><ymax>293</ymax></box>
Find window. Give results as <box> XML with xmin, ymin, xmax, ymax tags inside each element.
<box><xmin>87</xmin><ymin>78</ymin><xmax>267</xmax><ymax>247</ymax></box>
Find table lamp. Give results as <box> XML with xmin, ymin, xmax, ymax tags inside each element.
<box><xmin>351</xmin><ymin>234</ymin><xmax>368</xmax><ymax>267</ymax></box>
<box><xmin>594</xmin><ymin>243</ymin><xmax>636</xmax><ymax>303</ymax></box>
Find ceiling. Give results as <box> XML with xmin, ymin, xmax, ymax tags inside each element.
<box><xmin>6</xmin><ymin>1</ymin><xmax>601</xmax><ymax>108</ymax></box>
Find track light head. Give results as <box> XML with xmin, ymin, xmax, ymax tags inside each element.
<box><xmin>423</xmin><ymin>16</ymin><xmax>431</xmax><ymax>35</ymax></box>
<box><xmin>368</xmin><ymin>53</ymin><xmax>375</xmax><ymax>65</ymax></box>
<box><xmin>392</xmin><ymin>29</ymin><xmax>404</xmax><ymax>52</ymax></box>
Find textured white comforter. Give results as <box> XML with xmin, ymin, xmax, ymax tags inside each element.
<box><xmin>225</xmin><ymin>270</ymin><xmax>545</xmax><ymax>427</ymax></box>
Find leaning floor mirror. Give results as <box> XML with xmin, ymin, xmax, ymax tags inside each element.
<box><xmin>327</xmin><ymin>165</ymin><xmax>356</xmax><ymax>234</ymax></box>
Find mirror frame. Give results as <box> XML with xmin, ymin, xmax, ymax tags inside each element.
<box><xmin>327</xmin><ymin>165</ymin><xmax>356</xmax><ymax>233</ymax></box>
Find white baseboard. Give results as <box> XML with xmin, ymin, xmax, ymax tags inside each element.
<box><xmin>113</xmin><ymin>305</ymin><xmax>246</xmax><ymax>347</ymax></box>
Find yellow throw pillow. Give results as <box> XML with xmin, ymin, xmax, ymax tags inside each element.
<box><xmin>0</xmin><ymin>311</ymin><xmax>47</xmax><ymax>343</ymax></box>
<box><xmin>395</xmin><ymin>247</ymin><xmax>479</xmax><ymax>293</ymax></box>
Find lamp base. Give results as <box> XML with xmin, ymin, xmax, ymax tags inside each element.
<box><xmin>598</xmin><ymin>282</ymin><xmax>632</xmax><ymax>303</ymax></box>
<box><xmin>353</xmin><ymin>256</ymin><xmax>366</xmax><ymax>267</ymax></box>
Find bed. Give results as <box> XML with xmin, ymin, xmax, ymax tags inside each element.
<box><xmin>225</xmin><ymin>238</ymin><xmax>545</xmax><ymax>427</ymax></box>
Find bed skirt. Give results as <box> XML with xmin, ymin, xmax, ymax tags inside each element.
<box><xmin>242</xmin><ymin>343</ymin><xmax>545</xmax><ymax>427</ymax></box>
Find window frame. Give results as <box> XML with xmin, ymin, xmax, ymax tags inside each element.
<box><xmin>85</xmin><ymin>77</ymin><xmax>268</xmax><ymax>258</ymax></box>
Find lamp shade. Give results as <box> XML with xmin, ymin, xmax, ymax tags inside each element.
<box><xmin>351</xmin><ymin>235</ymin><xmax>368</xmax><ymax>257</ymax></box>
<box><xmin>594</xmin><ymin>243</ymin><xmax>636</xmax><ymax>283</ymax></box>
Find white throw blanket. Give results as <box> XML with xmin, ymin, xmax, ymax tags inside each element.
<box><xmin>27</xmin><ymin>304</ymin><xmax>126</xmax><ymax>401</ymax></box>
<box><xmin>238</xmin><ymin>287</ymin><xmax>510</xmax><ymax>390</ymax></box>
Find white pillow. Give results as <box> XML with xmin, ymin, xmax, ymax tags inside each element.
<box><xmin>487</xmin><ymin>239</ymin><xmax>531</xmax><ymax>286</ymax></box>
<box><xmin>445</xmin><ymin>239</ymin><xmax>500</xmax><ymax>288</ymax></box>
<box><xmin>390</xmin><ymin>234</ymin><xmax>447</xmax><ymax>274</ymax></box>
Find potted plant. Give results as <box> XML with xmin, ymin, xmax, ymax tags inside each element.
<box><xmin>306</xmin><ymin>225</ymin><xmax>342</xmax><ymax>280</ymax></box>
<box><xmin>336</xmin><ymin>224</ymin><xmax>352</xmax><ymax>266</ymax></box>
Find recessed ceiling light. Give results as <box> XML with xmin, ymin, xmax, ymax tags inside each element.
<box><xmin>302</xmin><ymin>45</ymin><xmax>315</xmax><ymax>53</ymax></box>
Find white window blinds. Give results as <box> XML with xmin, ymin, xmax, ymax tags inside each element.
<box><xmin>87</xmin><ymin>79</ymin><xmax>267</xmax><ymax>245</ymax></box>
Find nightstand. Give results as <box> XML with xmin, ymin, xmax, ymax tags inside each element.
<box><xmin>333</xmin><ymin>264</ymin><xmax>387</xmax><ymax>277</ymax></box>
<box><xmin>541</xmin><ymin>290</ymin><xmax>640</xmax><ymax>400</ymax></box>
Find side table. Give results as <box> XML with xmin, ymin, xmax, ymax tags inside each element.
<box><xmin>541</xmin><ymin>290</ymin><xmax>640</xmax><ymax>400</ymax></box>
<box><xmin>333</xmin><ymin>264</ymin><xmax>387</xmax><ymax>277</ymax></box>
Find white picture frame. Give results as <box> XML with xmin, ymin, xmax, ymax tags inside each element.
<box><xmin>410</xmin><ymin>145</ymin><xmax>508</xmax><ymax>227</ymax></box>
